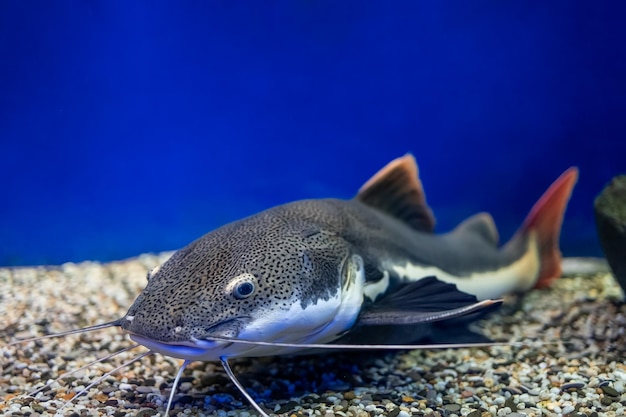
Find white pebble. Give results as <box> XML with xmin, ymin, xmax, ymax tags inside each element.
<box><xmin>398</xmin><ymin>411</ymin><xmax>410</xmax><ymax>417</ymax></box>
<box><xmin>497</xmin><ymin>408</ymin><xmax>511</xmax><ymax>416</ymax></box>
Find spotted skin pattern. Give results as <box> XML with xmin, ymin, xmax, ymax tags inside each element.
<box><xmin>122</xmin><ymin>199</ymin><xmax>362</xmax><ymax>344</ymax></box>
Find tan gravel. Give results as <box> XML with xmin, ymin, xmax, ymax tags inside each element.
<box><xmin>1</xmin><ymin>255</ymin><xmax>625</xmax><ymax>417</ymax></box>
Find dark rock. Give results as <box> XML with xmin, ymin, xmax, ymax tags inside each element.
<box><xmin>600</xmin><ymin>385</ymin><xmax>620</xmax><ymax>397</ymax></box>
<box><xmin>407</xmin><ymin>370</ymin><xmax>423</xmax><ymax>381</ymax></box>
<box><xmin>505</xmin><ymin>397</ymin><xmax>517</xmax><ymax>411</ymax></box>
<box><xmin>503</xmin><ymin>386</ymin><xmax>523</xmax><ymax>395</ymax></box>
<box><xmin>371</xmin><ymin>393</ymin><xmax>388</xmax><ymax>401</ymax></box>
<box><xmin>275</xmin><ymin>400</ymin><xmax>299</xmax><ymax>414</ymax></box>
<box><xmin>601</xmin><ymin>396</ymin><xmax>616</xmax><ymax>406</ymax></box>
<box><xmin>562</xmin><ymin>382</ymin><xmax>586</xmax><ymax>391</ymax></box>
<box><xmin>136</xmin><ymin>385</ymin><xmax>156</xmax><ymax>394</ymax></box>
<box><xmin>387</xmin><ymin>407</ymin><xmax>401</xmax><ymax>417</ymax></box>
<box><xmin>101</xmin><ymin>386</ymin><xmax>117</xmax><ymax>394</ymax></box>
<box><xmin>443</xmin><ymin>403</ymin><xmax>461</xmax><ymax>413</ymax></box>
<box><xmin>594</xmin><ymin>175</ymin><xmax>626</xmax><ymax>296</ymax></box>
<box><xmin>177</xmin><ymin>395</ymin><xmax>194</xmax><ymax>404</ymax></box>
<box><xmin>134</xmin><ymin>409</ymin><xmax>158</xmax><ymax>417</ymax></box>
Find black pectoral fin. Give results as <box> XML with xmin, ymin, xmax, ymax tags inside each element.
<box><xmin>358</xmin><ymin>299</ymin><xmax>502</xmax><ymax>326</ymax></box>
<box><xmin>358</xmin><ymin>276</ymin><xmax>502</xmax><ymax>326</ymax></box>
<box><xmin>372</xmin><ymin>276</ymin><xmax>477</xmax><ymax>311</ymax></box>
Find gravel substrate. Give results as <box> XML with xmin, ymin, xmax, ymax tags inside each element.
<box><xmin>1</xmin><ymin>254</ymin><xmax>625</xmax><ymax>417</ymax></box>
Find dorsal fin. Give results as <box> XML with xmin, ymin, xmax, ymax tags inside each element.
<box><xmin>356</xmin><ymin>154</ymin><xmax>435</xmax><ymax>232</ymax></box>
<box><xmin>453</xmin><ymin>213</ymin><xmax>499</xmax><ymax>246</ymax></box>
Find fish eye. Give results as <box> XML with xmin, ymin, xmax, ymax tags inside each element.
<box><xmin>227</xmin><ymin>273</ymin><xmax>258</xmax><ymax>299</ymax></box>
<box><xmin>233</xmin><ymin>281</ymin><xmax>255</xmax><ymax>299</ymax></box>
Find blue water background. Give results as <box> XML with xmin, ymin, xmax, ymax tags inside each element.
<box><xmin>1</xmin><ymin>2</ymin><xmax>624</xmax><ymax>266</ymax></box>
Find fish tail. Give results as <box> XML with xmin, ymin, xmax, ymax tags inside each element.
<box><xmin>515</xmin><ymin>167</ymin><xmax>579</xmax><ymax>289</ymax></box>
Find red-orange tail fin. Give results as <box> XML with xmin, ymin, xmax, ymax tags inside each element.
<box><xmin>521</xmin><ymin>167</ymin><xmax>579</xmax><ymax>288</ymax></box>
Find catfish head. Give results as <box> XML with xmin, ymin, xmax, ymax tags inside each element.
<box><xmin>120</xmin><ymin>201</ymin><xmax>365</xmax><ymax>361</ymax></box>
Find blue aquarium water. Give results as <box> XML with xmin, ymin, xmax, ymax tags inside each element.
<box><xmin>0</xmin><ymin>2</ymin><xmax>624</xmax><ymax>266</ymax></box>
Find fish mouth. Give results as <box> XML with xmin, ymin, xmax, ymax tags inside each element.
<box><xmin>129</xmin><ymin>333</ymin><xmax>220</xmax><ymax>360</ymax></box>
<box><xmin>126</xmin><ymin>317</ymin><xmax>250</xmax><ymax>361</ymax></box>
<box><xmin>200</xmin><ymin>317</ymin><xmax>248</xmax><ymax>338</ymax></box>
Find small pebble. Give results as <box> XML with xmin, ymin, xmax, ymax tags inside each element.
<box><xmin>443</xmin><ymin>404</ymin><xmax>461</xmax><ymax>413</ymax></box>
<box><xmin>387</xmin><ymin>407</ymin><xmax>401</xmax><ymax>417</ymax></box>
<box><xmin>562</xmin><ymin>382</ymin><xmax>585</xmax><ymax>391</ymax></box>
<box><xmin>135</xmin><ymin>385</ymin><xmax>156</xmax><ymax>394</ymax></box>
<box><xmin>601</xmin><ymin>385</ymin><xmax>620</xmax><ymax>397</ymax></box>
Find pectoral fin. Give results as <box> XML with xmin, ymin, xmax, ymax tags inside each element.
<box><xmin>358</xmin><ymin>299</ymin><xmax>501</xmax><ymax>325</ymax></box>
<box><xmin>358</xmin><ymin>276</ymin><xmax>502</xmax><ymax>326</ymax></box>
